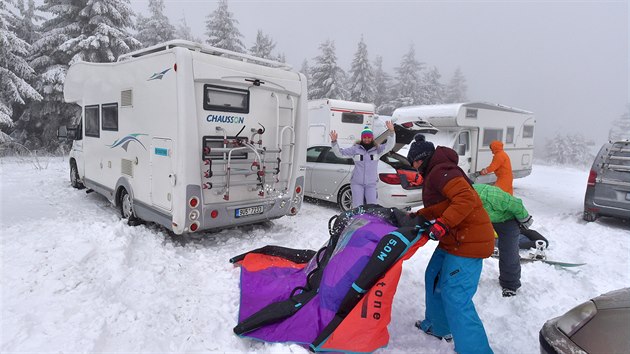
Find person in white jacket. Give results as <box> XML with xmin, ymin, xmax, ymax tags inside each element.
<box><xmin>329</xmin><ymin>121</ymin><xmax>395</xmax><ymax>208</ymax></box>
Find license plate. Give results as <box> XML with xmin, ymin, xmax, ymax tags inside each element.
<box><xmin>235</xmin><ymin>205</ymin><xmax>264</xmax><ymax>218</ymax></box>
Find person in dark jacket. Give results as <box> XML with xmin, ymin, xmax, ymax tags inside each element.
<box><xmin>399</xmin><ymin>134</ymin><xmax>494</xmax><ymax>354</ymax></box>
<box><xmin>330</xmin><ymin>122</ymin><xmax>395</xmax><ymax>208</ymax></box>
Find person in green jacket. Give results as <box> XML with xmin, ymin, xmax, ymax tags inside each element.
<box><xmin>473</xmin><ymin>183</ymin><xmax>533</xmax><ymax>297</ymax></box>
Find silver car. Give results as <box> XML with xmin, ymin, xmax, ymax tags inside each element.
<box><xmin>583</xmin><ymin>140</ymin><xmax>630</xmax><ymax>222</ymax></box>
<box><xmin>304</xmin><ymin>146</ymin><xmax>423</xmax><ymax>211</ymax></box>
<box><xmin>540</xmin><ymin>287</ymin><xmax>630</xmax><ymax>354</ymax></box>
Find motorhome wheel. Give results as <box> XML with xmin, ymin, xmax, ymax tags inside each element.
<box><xmin>70</xmin><ymin>161</ymin><xmax>84</xmax><ymax>189</ymax></box>
<box><xmin>337</xmin><ymin>185</ymin><xmax>353</xmax><ymax>212</ymax></box>
<box><xmin>119</xmin><ymin>189</ymin><xmax>138</xmax><ymax>223</ymax></box>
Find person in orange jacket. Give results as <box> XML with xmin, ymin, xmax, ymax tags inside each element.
<box><xmin>480</xmin><ymin>140</ymin><xmax>513</xmax><ymax>195</ymax></box>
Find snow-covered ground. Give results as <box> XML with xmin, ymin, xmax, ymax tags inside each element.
<box><xmin>1</xmin><ymin>157</ymin><xmax>629</xmax><ymax>353</ymax></box>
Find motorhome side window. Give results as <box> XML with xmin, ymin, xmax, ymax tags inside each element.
<box><xmin>523</xmin><ymin>125</ymin><xmax>534</xmax><ymax>138</ymax></box>
<box><xmin>85</xmin><ymin>105</ymin><xmax>100</xmax><ymax>138</ymax></box>
<box><xmin>506</xmin><ymin>127</ymin><xmax>515</xmax><ymax>144</ymax></box>
<box><xmin>101</xmin><ymin>103</ymin><xmax>118</xmax><ymax>131</ymax></box>
<box><xmin>483</xmin><ymin>128</ymin><xmax>503</xmax><ymax>146</ymax></box>
<box><xmin>341</xmin><ymin>112</ymin><xmax>363</xmax><ymax>124</ymax></box>
<box><xmin>203</xmin><ymin>84</ymin><xmax>249</xmax><ymax>113</ymax></box>
<box><xmin>465</xmin><ymin>109</ymin><xmax>478</xmax><ymax>118</ymax></box>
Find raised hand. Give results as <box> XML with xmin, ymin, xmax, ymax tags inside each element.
<box><xmin>330</xmin><ymin>130</ymin><xmax>338</xmax><ymax>142</ymax></box>
<box><xmin>385</xmin><ymin>120</ymin><xmax>395</xmax><ymax>132</ymax></box>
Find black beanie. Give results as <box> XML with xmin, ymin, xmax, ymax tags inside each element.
<box><xmin>407</xmin><ymin>134</ymin><xmax>435</xmax><ymax>163</ymax></box>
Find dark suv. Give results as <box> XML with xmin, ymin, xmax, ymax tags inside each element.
<box><xmin>583</xmin><ymin>140</ymin><xmax>630</xmax><ymax>221</ymax></box>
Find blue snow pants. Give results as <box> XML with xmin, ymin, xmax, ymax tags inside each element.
<box><xmin>420</xmin><ymin>248</ymin><xmax>493</xmax><ymax>354</ymax></box>
<box><xmin>494</xmin><ymin>220</ymin><xmax>521</xmax><ymax>291</ymax></box>
<box><xmin>350</xmin><ymin>183</ymin><xmax>377</xmax><ymax>208</ymax></box>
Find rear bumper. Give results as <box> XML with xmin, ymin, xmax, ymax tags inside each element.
<box><xmin>377</xmin><ymin>185</ymin><xmax>423</xmax><ymax>209</ymax></box>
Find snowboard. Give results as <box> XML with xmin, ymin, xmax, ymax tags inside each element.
<box><xmin>491</xmin><ymin>253</ymin><xmax>586</xmax><ymax>268</ymax></box>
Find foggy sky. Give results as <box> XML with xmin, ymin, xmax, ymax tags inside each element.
<box><xmin>134</xmin><ymin>0</ymin><xmax>629</xmax><ymax>148</ymax></box>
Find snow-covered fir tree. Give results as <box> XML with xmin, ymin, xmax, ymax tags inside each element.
<box><xmin>544</xmin><ymin>133</ymin><xmax>595</xmax><ymax>166</ymax></box>
<box><xmin>348</xmin><ymin>36</ymin><xmax>375</xmax><ymax>103</ymax></box>
<box><xmin>608</xmin><ymin>104</ymin><xmax>630</xmax><ymax>141</ymax></box>
<box><xmin>373</xmin><ymin>56</ymin><xmax>393</xmax><ymax>115</ymax></box>
<box><xmin>249</xmin><ymin>29</ymin><xmax>276</xmax><ymax>59</ymax></box>
<box><xmin>445</xmin><ymin>67</ymin><xmax>467</xmax><ymax>103</ymax></box>
<box><xmin>13</xmin><ymin>0</ymin><xmax>139</xmax><ymax>150</ymax></box>
<box><xmin>205</xmin><ymin>0</ymin><xmax>245</xmax><ymax>53</ymax></box>
<box><xmin>386</xmin><ymin>45</ymin><xmax>424</xmax><ymax>109</ymax></box>
<box><xmin>7</xmin><ymin>0</ymin><xmax>42</xmax><ymax>46</ymax></box>
<box><xmin>276</xmin><ymin>52</ymin><xmax>286</xmax><ymax>63</ymax></box>
<box><xmin>420</xmin><ymin>66</ymin><xmax>445</xmax><ymax>105</ymax></box>
<box><xmin>175</xmin><ymin>13</ymin><xmax>199</xmax><ymax>42</ymax></box>
<box><xmin>309</xmin><ymin>39</ymin><xmax>348</xmax><ymax>100</ymax></box>
<box><xmin>136</xmin><ymin>0</ymin><xmax>176</xmax><ymax>47</ymax></box>
<box><xmin>0</xmin><ymin>0</ymin><xmax>42</xmax><ymax>143</ymax></box>
<box><xmin>300</xmin><ymin>59</ymin><xmax>311</xmax><ymax>97</ymax></box>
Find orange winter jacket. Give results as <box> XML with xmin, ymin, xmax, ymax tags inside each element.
<box><xmin>486</xmin><ymin>141</ymin><xmax>513</xmax><ymax>195</ymax></box>
<box><xmin>416</xmin><ymin>147</ymin><xmax>495</xmax><ymax>259</ymax></box>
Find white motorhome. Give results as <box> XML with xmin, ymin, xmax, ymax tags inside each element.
<box><xmin>392</xmin><ymin>102</ymin><xmax>535</xmax><ymax>183</ymax></box>
<box><xmin>60</xmin><ymin>40</ymin><xmax>307</xmax><ymax>235</ymax></box>
<box><xmin>307</xmin><ymin>99</ymin><xmax>375</xmax><ymax>146</ymax></box>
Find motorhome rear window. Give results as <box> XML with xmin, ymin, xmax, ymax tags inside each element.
<box><xmin>203</xmin><ymin>85</ymin><xmax>249</xmax><ymax>113</ymax></box>
<box><xmin>482</xmin><ymin>128</ymin><xmax>503</xmax><ymax>146</ymax></box>
<box><xmin>101</xmin><ymin>103</ymin><xmax>118</xmax><ymax>131</ymax></box>
<box><xmin>523</xmin><ymin>125</ymin><xmax>534</xmax><ymax>138</ymax></box>
<box><xmin>85</xmin><ymin>105</ymin><xmax>100</xmax><ymax>138</ymax></box>
<box><xmin>341</xmin><ymin>112</ymin><xmax>364</xmax><ymax>124</ymax></box>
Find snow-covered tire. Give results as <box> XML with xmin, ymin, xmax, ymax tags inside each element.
<box><xmin>119</xmin><ymin>188</ymin><xmax>140</xmax><ymax>225</ymax></box>
<box><xmin>583</xmin><ymin>211</ymin><xmax>597</xmax><ymax>222</ymax></box>
<box><xmin>70</xmin><ymin>161</ymin><xmax>84</xmax><ymax>189</ymax></box>
<box><xmin>337</xmin><ymin>185</ymin><xmax>353</xmax><ymax>212</ymax></box>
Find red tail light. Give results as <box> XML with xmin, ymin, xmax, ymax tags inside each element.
<box><xmin>210</xmin><ymin>210</ymin><xmax>218</xmax><ymax>219</ymax></box>
<box><xmin>401</xmin><ymin>122</ymin><xmax>414</xmax><ymax>128</ymax></box>
<box><xmin>189</xmin><ymin>197</ymin><xmax>199</xmax><ymax>208</ymax></box>
<box><xmin>379</xmin><ymin>173</ymin><xmax>401</xmax><ymax>185</ymax></box>
<box><xmin>295</xmin><ymin>186</ymin><xmax>302</xmax><ymax>194</ymax></box>
<box><xmin>190</xmin><ymin>222</ymin><xmax>199</xmax><ymax>232</ymax></box>
<box><xmin>587</xmin><ymin>170</ymin><xmax>597</xmax><ymax>186</ymax></box>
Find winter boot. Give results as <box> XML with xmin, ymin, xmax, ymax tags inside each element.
<box><xmin>502</xmin><ymin>287</ymin><xmax>517</xmax><ymax>297</ymax></box>
<box><xmin>414</xmin><ymin>320</ymin><xmax>453</xmax><ymax>342</ymax></box>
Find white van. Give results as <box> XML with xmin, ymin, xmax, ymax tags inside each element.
<box><xmin>392</xmin><ymin>102</ymin><xmax>535</xmax><ymax>183</ymax></box>
<box><xmin>307</xmin><ymin>99</ymin><xmax>375</xmax><ymax>146</ymax></box>
<box><xmin>60</xmin><ymin>40</ymin><xmax>307</xmax><ymax>235</ymax></box>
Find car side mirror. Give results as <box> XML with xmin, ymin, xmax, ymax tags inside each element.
<box><xmin>456</xmin><ymin>143</ymin><xmax>466</xmax><ymax>156</ymax></box>
<box><xmin>57</xmin><ymin>126</ymin><xmax>68</xmax><ymax>139</ymax></box>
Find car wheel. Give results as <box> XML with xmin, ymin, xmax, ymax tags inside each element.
<box><xmin>583</xmin><ymin>211</ymin><xmax>597</xmax><ymax>222</ymax></box>
<box><xmin>70</xmin><ymin>161</ymin><xmax>84</xmax><ymax>189</ymax></box>
<box><xmin>119</xmin><ymin>188</ymin><xmax>141</xmax><ymax>225</ymax></box>
<box><xmin>337</xmin><ymin>185</ymin><xmax>353</xmax><ymax>212</ymax></box>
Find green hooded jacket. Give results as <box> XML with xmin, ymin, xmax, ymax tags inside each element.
<box><xmin>473</xmin><ymin>183</ymin><xmax>529</xmax><ymax>223</ymax></box>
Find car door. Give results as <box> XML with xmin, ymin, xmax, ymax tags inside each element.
<box><xmin>310</xmin><ymin>147</ymin><xmax>353</xmax><ymax>200</ymax></box>
<box><xmin>304</xmin><ymin>146</ymin><xmax>328</xmax><ymax>196</ymax></box>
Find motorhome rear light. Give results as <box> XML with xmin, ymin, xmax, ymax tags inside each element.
<box><xmin>401</xmin><ymin>122</ymin><xmax>414</xmax><ymax>128</ymax></box>
<box><xmin>211</xmin><ymin>210</ymin><xmax>218</xmax><ymax>218</ymax></box>
<box><xmin>190</xmin><ymin>222</ymin><xmax>199</xmax><ymax>232</ymax></box>
<box><xmin>379</xmin><ymin>173</ymin><xmax>401</xmax><ymax>185</ymax></box>
<box><xmin>173</xmin><ymin>63</ymin><xmax>177</xmax><ymax>72</ymax></box>
<box><xmin>290</xmin><ymin>207</ymin><xmax>297</xmax><ymax>214</ymax></box>
<box><xmin>391</xmin><ymin>194</ymin><xmax>407</xmax><ymax>197</ymax></box>
<box><xmin>295</xmin><ymin>186</ymin><xmax>302</xmax><ymax>194</ymax></box>
<box><xmin>189</xmin><ymin>197</ymin><xmax>199</xmax><ymax>208</ymax></box>
<box><xmin>189</xmin><ymin>210</ymin><xmax>199</xmax><ymax>220</ymax></box>
<box><xmin>587</xmin><ymin>170</ymin><xmax>597</xmax><ymax>186</ymax></box>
